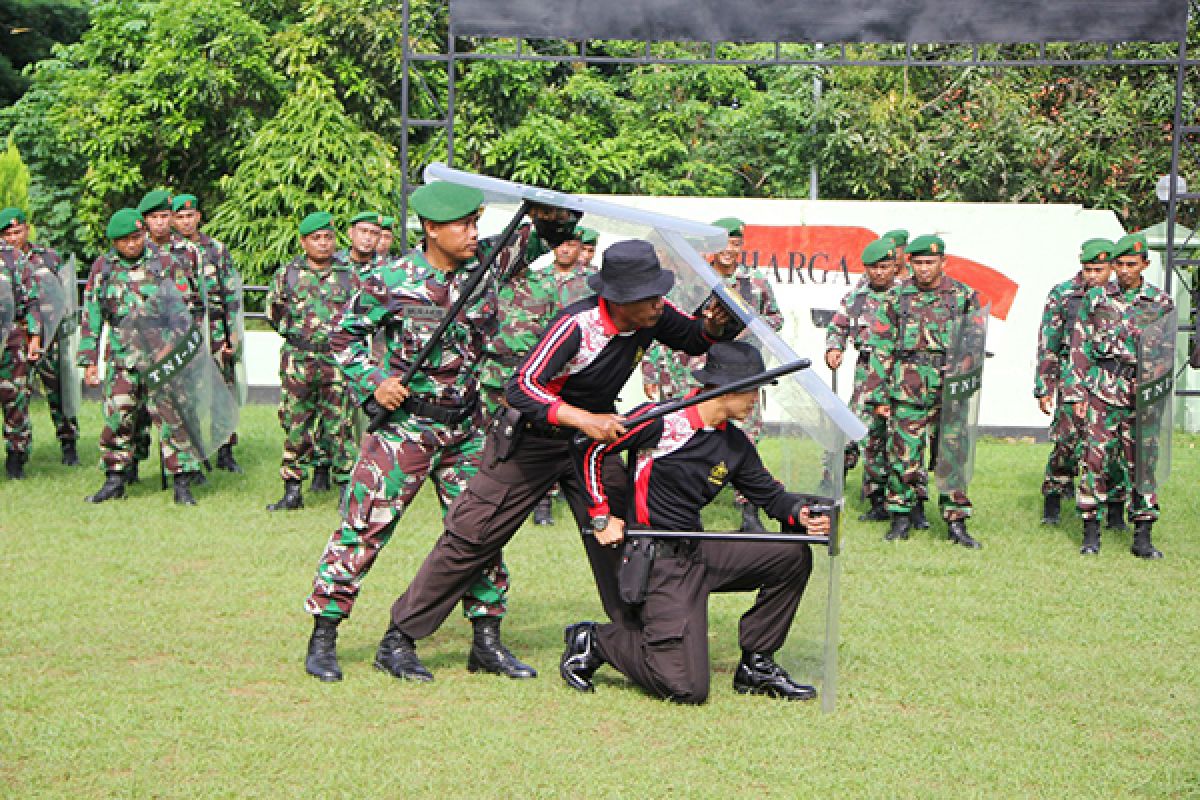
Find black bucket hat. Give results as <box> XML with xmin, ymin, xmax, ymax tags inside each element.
<box><xmin>587</xmin><ymin>239</ymin><xmax>675</xmax><ymax>303</ymax></box>
<box><xmin>691</xmin><ymin>341</ymin><xmax>776</xmax><ymax>388</ymax></box>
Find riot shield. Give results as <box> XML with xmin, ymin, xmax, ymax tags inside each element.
<box><xmin>0</xmin><ymin>275</ymin><xmax>13</xmax><ymax>352</ymax></box>
<box><xmin>228</xmin><ymin>271</ymin><xmax>248</xmax><ymax>407</ymax></box>
<box><xmin>58</xmin><ymin>256</ymin><xmax>83</xmax><ymax>418</ymax></box>
<box><xmin>934</xmin><ymin>302</ymin><xmax>990</xmax><ymax>498</ymax></box>
<box><xmin>115</xmin><ymin>281</ymin><xmax>238</xmax><ymax>463</ymax></box>
<box><xmin>425</xmin><ymin>163</ymin><xmax>866</xmax><ymax>711</ymax></box>
<box><xmin>1134</xmin><ymin>309</ymin><xmax>1177</xmax><ymax>494</ymax></box>
<box><xmin>33</xmin><ymin>262</ymin><xmax>70</xmax><ymax>347</ymax></box>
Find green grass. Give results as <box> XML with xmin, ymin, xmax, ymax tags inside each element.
<box><xmin>2</xmin><ymin>402</ymin><xmax>1198</xmax><ymax>798</ymax></box>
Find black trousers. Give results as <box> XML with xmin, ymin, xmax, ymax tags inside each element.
<box><xmin>390</xmin><ymin>425</ymin><xmax>634</xmax><ymax>638</ymax></box>
<box><xmin>595</xmin><ymin>539</ymin><xmax>812</xmax><ymax>704</ymax></box>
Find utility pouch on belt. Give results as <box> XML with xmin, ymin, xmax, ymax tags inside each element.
<box><xmin>618</xmin><ymin>538</ymin><xmax>656</xmax><ymax>605</ymax></box>
<box><xmin>490</xmin><ymin>406</ymin><xmax>524</xmax><ymax>465</ymax></box>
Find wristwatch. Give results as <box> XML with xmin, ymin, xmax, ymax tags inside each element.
<box><xmin>591</xmin><ymin>515</ymin><xmax>610</xmax><ymax>533</ymax></box>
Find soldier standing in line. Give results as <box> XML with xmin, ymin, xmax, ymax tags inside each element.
<box><xmin>1034</xmin><ymin>238</ymin><xmax>1112</xmax><ymax>525</ymax></box>
<box><xmin>171</xmin><ymin>193</ymin><xmax>244</xmax><ymax>474</ymax></box>
<box><xmin>376</xmin><ymin>216</ymin><xmax>396</xmax><ymax>259</ymax></box>
<box><xmin>1</xmin><ymin>208</ymin><xmax>76</xmax><ymax>467</ymax></box>
<box><xmin>1062</xmin><ymin>233</ymin><xmax>1173</xmax><ymax>558</ymax></box>
<box><xmin>341</xmin><ymin>211</ymin><xmax>385</xmax><ymax>282</ymax></box>
<box><xmin>883</xmin><ymin>229</ymin><xmax>909</xmax><ymax>272</ymax></box>
<box><xmin>865</xmin><ymin>234</ymin><xmax>983</xmax><ymax>548</ymax></box>
<box><xmin>0</xmin><ymin>234</ymin><xmax>40</xmax><ymax>479</ymax></box>
<box><xmin>302</xmin><ymin>183</ymin><xmax>569</xmax><ymax>683</ymax></box>
<box><xmin>576</xmin><ymin>226</ymin><xmax>599</xmax><ymax>270</ymax></box>
<box><xmin>78</xmin><ymin>209</ymin><xmax>206</xmax><ymax>504</ymax></box>
<box><xmin>265</xmin><ymin>212</ymin><xmax>361</xmax><ymax>509</ymax></box>
<box><xmin>825</xmin><ymin>238</ymin><xmax>900</xmax><ymax>522</ymax></box>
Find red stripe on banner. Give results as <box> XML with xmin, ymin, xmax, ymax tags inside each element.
<box><xmin>742</xmin><ymin>224</ymin><xmax>1018</xmax><ymax>320</ymax></box>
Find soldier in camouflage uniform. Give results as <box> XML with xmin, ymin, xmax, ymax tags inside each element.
<box><xmin>883</xmin><ymin>229</ymin><xmax>908</xmax><ymax>274</ymax></box>
<box><xmin>0</xmin><ymin>234</ymin><xmax>40</xmax><ymax>479</ymax></box>
<box><xmin>265</xmin><ymin>212</ymin><xmax>361</xmax><ymax>509</ymax></box>
<box><xmin>1033</xmin><ymin>238</ymin><xmax>1113</xmax><ymax>525</ymax></box>
<box><xmin>79</xmin><ymin>209</ymin><xmax>206</xmax><ymax>504</ymax></box>
<box><xmin>825</xmin><ymin>238</ymin><xmax>899</xmax><ymax>522</ymax></box>
<box><xmin>303</xmin><ymin>182</ymin><xmax>566</xmax><ymax>683</ymax></box>
<box><xmin>341</xmin><ymin>211</ymin><xmax>385</xmax><ymax>282</ymax></box>
<box><xmin>171</xmin><ymin>194</ymin><xmax>244</xmax><ymax>473</ymax></box>
<box><xmin>865</xmin><ymin>234</ymin><xmax>983</xmax><ymax>548</ymax></box>
<box><xmin>376</xmin><ymin>216</ymin><xmax>396</xmax><ymax>258</ymax></box>
<box><xmin>1062</xmin><ymin>233</ymin><xmax>1173</xmax><ymax>558</ymax></box>
<box><xmin>576</xmin><ymin>226</ymin><xmax>598</xmax><ymax>271</ymax></box>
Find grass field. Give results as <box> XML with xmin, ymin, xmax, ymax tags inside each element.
<box><xmin>2</xmin><ymin>401</ymin><xmax>1198</xmax><ymax>798</ymax></box>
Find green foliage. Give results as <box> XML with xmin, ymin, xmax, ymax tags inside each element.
<box><xmin>0</xmin><ymin>0</ymin><xmax>88</xmax><ymax>105</ymax></box>
<box><xmin>0</xmin><ymin>137</ymin><xmax>30</xmax><ymax>210</ymax></box>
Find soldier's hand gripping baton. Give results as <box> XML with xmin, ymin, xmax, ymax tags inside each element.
<box><xmin>365</xmin><ymin>199</ymin><xmax>534</xmax><ymax>433</ymax></box>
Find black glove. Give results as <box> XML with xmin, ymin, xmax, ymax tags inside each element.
<box><xmin>533</xmin><ymin>210</ymin><xmax>583</xmax><ymax>249</ymax></box>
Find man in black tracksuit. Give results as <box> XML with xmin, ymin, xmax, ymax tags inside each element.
<box><xmin>375</xmin><ymin>238</ymin><xmax>733</xmax><ymax>680</ymax></box>
<box><xmin>560</xmin><ymin>340</ymin><xmax>829</xmax><ymax>704</ymax></box>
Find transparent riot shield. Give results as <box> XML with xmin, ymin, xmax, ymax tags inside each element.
<box><xmin>34</xmin><ymin>262</ymin><xmax>70</xmax><ymax>347</ymax></box>
<box><xmin>0</xmin><ymin>274</ymin><xmax>13</xmax><ymax>351</ymax></box>
<box><xmin>425</xmin><ymin>163</ymin><xmax>866</xmax><ymax>711</ymax></box>
<box><xmin>58</xmin><ymin>256</ymin><xmax>83</xmax><ymax>418</ymax></box>
<box><xmin>934</xmin><ymin>302</ymin><xmax>990</xmax><ymax>499</ymax></box>
<box><xmin>115</xmin><ymin>281</ymin><xmax>238</xmax><ymax>463</ymax></box>
<box><xmin>228</xmin><ymin>271</ymin><xmax>248</xmax><ymax>407</ymax></box>
<box><xmin>1134</xmin><ymin>309</ymin><xmax>1177</xmax><ymax>495</ymax></box>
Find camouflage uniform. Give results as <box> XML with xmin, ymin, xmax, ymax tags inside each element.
<box><xmin>21</xmin><ymin>245</ymin><xmax>80</xmax><ymax>448</ymax></box>
<box><xmin>1062</xmin><ymin>281</ymin><xmax>1174</xmax><ymax>522</ymax></box>
<box><xmin>0</xmin><ymin>245</ymin><xmax>39</xmax><ymax>459</ymax></box>
<box><xmin>552</xmin><ymin>264</ymin><xmax>596</xmax><ymax>308</ymax></box>
<box><xmin>479</xmin><ymin>262</ymin><xmax>560</xmax><ymax>413</ymax></box>
<box><xmin>78</xmin><ymin>247</ymin><xmax>204</xmax><ymax>476</ymax></box>
<box><xmin>865</xmin><ymin>275</ymin><xmax>981</xmax><ymax>520</ymax></box>
<box><xmin>266</xmin><ymin>252</ymin><xmax>361</xmax><ymax>483</ymax></box>
<box><xmin>826</xmin><ymin>277</ymin><xmax>893</xmax><ymax>498</ymax></box>
<box><xmin>1034</xmin><ymin>272</ymin><xmax>1091</xmax><ymax>500</ymax></box>
<box><xmin>305</xmin><ymin>224</ymin><xmax>546</xmax><ymax>622</ymax></box>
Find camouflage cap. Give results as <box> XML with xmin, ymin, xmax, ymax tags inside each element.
<box><xmin>712</xmin><ymin>217</ymin><xmax>745</xmax><ymax>236</ymax></box>
<box><xmin>106</xmin><ymin>208</ymin><xmax>144</xmax><ymax>240</ymax></box>
<box><xmin>137</xmin><ymin>189</ymin><xmax>172</xmax><ymax>215</ymax></box>
<box><xmin>577</xmin><ymin>226</ymin><xmax>599</xmax><ymax>245</ymax></box>
<box><xmin>380</xmin><ymin>215</ymin><xmax>395</xmax><ymax>230</ymax></box>
<box><xmin>298</xmin><ymin>211</ymin><xmax>335</xmax><ymax>237</ymax></box>
<box><xmin>862</xmin><ymin>238</ymin><xmax>896</xmax><ymax>266</ymax></box>
<box><xmin>171</xmin><ymin>194</ymin><xmax>199</xmax><ymax>212</ymax></box>
<box><xmin>883</xmin><ymin>228</ymin><xmax>909</xmax><ymax>247</ymax></box>
<box><xmin>1079</xmin><ymin>238</ymin><xmax>1115</xmax><ymax>264</ymax></box>
<box><xmin>349</xmin><ymin>211</ymin><xmax>383</xmax><ymax>227</ymax></box>
<box><xmin>1112</xmin><ymin>232</ymin><xmax>1150</xmax><ymax>258</ymax></box>
<box><xmin>906</xmin><ymin>234</ymin><xmax>945</xmax><ymax>256</ymax></box>
<box><xmin>409</xmin><ymin>182</ymin><xmax>484</xmax><ymax>223</ymax></box>
<box><xmin>0</xmin><ymin>207</ymin><xmax>26</xmax><ymax>231</ymax></box>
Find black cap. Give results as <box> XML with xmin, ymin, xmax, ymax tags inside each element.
<box><xmin>587</xmin><ymin>239</ymin><xmax>675</xmax><ymax>303</ymax></box>
<box><xmin>691</xmin><ymin>341</ymin><xmax>775</xmax><ymax>388</ymax></box>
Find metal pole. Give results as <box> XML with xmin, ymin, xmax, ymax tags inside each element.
<box><xmin>810</xmin><ymin>43</ymin><xmax>822</xmax><ymax>201</ymax></box>
<box><xmin>1166</xmin><ymin>30</ymin><xmax>1189</xmax><ymax>297</ymax></box>
<box><xmin>447</xmin><ymin>17</ymin><xmax>457</xmax><ymax>166</ymax></box>
<box><xmin>400</xmin><ymin>0</ymin><xmax>412</xmax><ymax>249</ymax></box>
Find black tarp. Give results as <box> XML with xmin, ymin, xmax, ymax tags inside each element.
<box><xmin>450</xmin><ymin>0</ymin><xmax>1186</xmax><ymax>44</ymax></box>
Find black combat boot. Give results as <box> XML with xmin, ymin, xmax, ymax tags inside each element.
<box><xmin>86</xmin><ymin>471</ymin><xmax>127</xmax><ymax>503</ymax></box>
<box><xmin>533</xmin><ymin>494</ymin><xmax>555</xmax><ymax>526</ymax></box>
<box><xmin>5</xmin><ymin>449</ymin><xmax>26</xmax><ymax>480</ymax></box>
<box><xmin>61</xmin><ymin>440</ymin><xmax>79</xmax><ymax>466</ymax></box>
<box><xmin>215</xmin><ymin>443</ymin><xmax>243</xmax><ymax>474</ymax></box>
<box><xmin>910</xmin><ymin>499</ymin><xmax>931</xmax><ymax>530</ymax></box>
<box><xmin>738</xmin><ymin>500</ymin><xmax>766</xmax><ymax>533</ymax></box>
<box><xmin>1041</xmin><ymin>493</ymin><xmax>1062</xmax><ymax>525</ymax></box>
<box><xmin>266</xmin><ymin>480</ymin><xmax>304</xmax><ymax>511</ymax></box>
<box><xmin>1105</xmin><ymin>500</ymin><xmax>1128</xmax><ymax>531</ymax></box>
<box><xmin>310</xmin><ymin>466</ymin><xmax>332</xmax><ymax>493</ymax></box>
<box><xmin>1131</xmin><ymin>520</ymin><xmax>1163</xmax><ymax>560</ymax></box>
<box><xmin>947</xmin><ymin>519</ymin><xmax>981</xmax><ymax>549</ymax></box>
<box><xmin>374</xmin><ymin>624</ymin><xmax>433</xmax><ymax>682</ymax></box>
<box><xmin>885</xmin><ymin>511</ymin><xmax>911</xmax><ymax>541</ymax></box>
<box><xmin>858</xmin><ymin>491</ymin><xmax>889</xmax><ymax>522</ymax></box>
<box><xmin>733</xmin><ymin>652</ymin><xmax>817</xmax><ymax>701</ymax></box>
<box><xmin>305</xmin><ymin>616</ymin><xmax>343</xmax><ymax>682</ymax></box>
<box><xmin>560</xmin><ymin>621</ymin><xmax>604</xmax><ymax>693</ymax></box>
<box><xmin>1080</xmin><ymin>518</ymin><xmax>1101</xmax><ymax>555</ymax></box>
<box><xmin>468</xmin><ymin>617</ymin><xmax>537</xmax><ymax>679</ymax></box>
<box><xmin>173</xmin><ymin>472</ymin><xmax>197</xmax><ymax>506</ymax></box>
<box><xmin>128</xmin><ymin>460</ymin><xmax>140</xmax><ymax>484</ymax></box>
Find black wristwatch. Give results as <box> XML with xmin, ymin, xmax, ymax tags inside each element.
<box><xmin>592</xmin><ymin>515</ymin><xmax>610</xmax><ymax>533</ymax></box>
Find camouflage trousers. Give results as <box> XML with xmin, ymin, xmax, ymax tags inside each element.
<box><xmin>1042</xmin><ymin>395</ymin><xmax>1126</xmax><ymax>502</ymax></box>
<box><xmin>856</xmin><ymin>412</ymin><xmax>889</xmax><ymax>498</ymax></box>
<box><xmin>212</xmin><ymin>345</ymin><xmax>237</xmax><ymax>448</ymax></box>
<box><xmin>1075</xmin><ymin>395</ymin><xmax>1157</xmax><ymax>522</ymax></box>
<box><xmin>99</xmin><ymin>363</ymin><xmax>202</xmax><ymax>475</ymax></box>
<box><xmin>0</xmin><ymin>331</ymin><xmax>31</xmax><ymax>454</ymax></box>
<box><xmin>277</xmin><ymin>348</ymin><xmax>355</xmax><ymax>482</ymax></box>
<box><xmin>305</xmin><ymin>411</ymin><xmax>508</xmax><ymax>621</ymax></box>
<box><xmin>33</xmin><ymin>335</ymin><xmax>80</xmax><ymax>444</ymax></box>
<box><xmin>885</xmin><ymin>402</ymin><xmax>967</xmax><ymax>520</ymax></box>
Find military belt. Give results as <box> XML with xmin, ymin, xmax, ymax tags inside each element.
<box><xmin>522</xmin><ymin>419</ymin><xmax>577</xmax><ymax>441</ymax></box>
<box><xmin>402</xmin><ymin>393</ymin><xmax>479</xmax><ymax>425</ymax></box>
<box><xmin>285</xmin><ymin>336</ymin><xmax>332</xmax><ymax>354</ymax></box>
<box><xmin>1096</xmin><ymin>357</ymin><xmax>1136</xmax><ymax>379</ymax></box>
<box><xmin>898</xmin><ymin>351</ymin><xmax>945</xmax><ymax>368</ymax></box>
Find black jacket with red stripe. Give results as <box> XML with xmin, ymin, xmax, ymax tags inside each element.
<box><xmin>505</xmin><ymin>295</ymin><xmax>714</xmax><ymax>424</ymax></box>
<box><xmin>581</xmin><ymin>400</ymin><xmax>802</xmax><ymax>532</ymax></box>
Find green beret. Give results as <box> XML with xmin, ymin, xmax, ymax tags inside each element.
<box><xmin>712</xmin><ymin>217</ymin><xmax>745</xmax><ymax>236</ymax></box>
<box><xmin>1079</xmin><ymin>238</ymin><xmax>1114</xmax><ymax>264</ymax></box>
<box><xmin>409</xmin><ymin>182</ymin><xmax>484</xmax><ymax>223</ymax></box>
<box><xmin>137</xmin><ymin>189</ymin><xmax>172</xmax><ymax>215</ymax></box>
<box><xmin>862</xmin><ymin>238</ymin><xmax>897</xmax><ymax>266</ymax></box>
<box><xmin>298</xmin><ymin>211</ymin><xmax>335</xmax><ymax>237</ymax></box>
<box><xmin>883</xmin><ymin>229</ymin><xmax>909</xmax><ymax>247</ymax></box>
<box><xmin>106</xmin><ymin>208</ymin><xmax>144</xmax><ymax>240</ymax></box>
<box><xmin>349</xmin><ymin>211</ymin><xmax>384</xmax><ymax>227</ymax></box>
<box><xmin>0</xmin><ymin>207</ymin><xmax>26</xmax><ymax>231</ymax></box>
<box><xmin>577</xmin><ymin>226</ymin><xmax>599</xmax><ymax>245</ymax></box>
<box><xmin>906</xmin><ymin>234</ymin><xmax>945</xmax><ymax>256</ymax></box>
<box><xmin>171</xmin><ymin>194</ymin><xmax>199</xmax><ymax>212</ymax></box>
<box><xmin>1112</xmin><ymin>233</ymin><xmax>1150</xmax><ymax>258</ymax></box>
<box><xmin>380</xmin><ymin>216</ymin><xmax>395</xmax><ymax>230</ymax></box>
